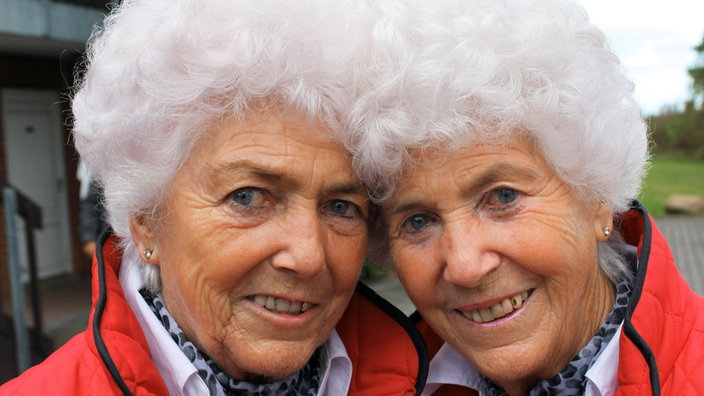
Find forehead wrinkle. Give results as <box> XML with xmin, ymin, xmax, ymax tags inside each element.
<box><xmin>321</xmin><ymin>180</ymin><xmax>368</xmax><ymax>198</ymax></box>
<box><xmin>208</xmin><ymin>158</ymin><xmax>364</xmax><ymax>197</ymax></box>
<box><xmin>457</xmin><ymin>161</ymin><xmax>545</xmax><ymax>196</ymax></box>
<box><xmin>207</xmin><ymin>159</ymin><xmax>298</xmax><ymax>189</ymax></box>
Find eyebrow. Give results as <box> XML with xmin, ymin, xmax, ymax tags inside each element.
<box><xmin>467</xmin><ymin>163</ymin><xmax>543</xmax><ymax>194</ymax></box>
<box><xmin>209</xmin><ymin>160</ymin><xmax>367</xmax><ymax>196</ymax></box>
<box><xmin>208</xmin><ymin>160</ymin><xmax>284</xmax><ymax>183</ymax></box>
<box><xmin>386</xmin><ymin>162</ymin><xmax>544</xmax><ymax>216</ymax></box>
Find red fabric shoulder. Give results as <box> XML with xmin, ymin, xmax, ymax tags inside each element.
<box><xmin>336</xmin><ymin>284</ymin><xmax>424</xmax><ymax>395</ymax></box>
<box><xmin>617</xmin><ymin>209</ymin><xmax>704</xmax><ymax>395</ymax></box>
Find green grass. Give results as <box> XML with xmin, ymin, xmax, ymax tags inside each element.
<box><xmin>639</xmin><ymin>156</ymin><xmax>704</xmax><ymax>217</ymax></box>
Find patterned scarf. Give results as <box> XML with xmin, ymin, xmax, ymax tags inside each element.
<box><xmin>141</xmin><ymin>290</ymin><xmax>322</xmax><ymax>396</ymax></box>
<box><xmin>480</xmin><ymin>274</ymin><xmax>633</xmax><ymax>395</ymax></box>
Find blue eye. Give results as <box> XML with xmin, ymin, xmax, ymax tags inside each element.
<box><xmin>403</xmin><ymin>214</ymin><xmax>430</xmax><ymax>231</ymax></box>
<box><xmin>330</xmin><ymin>200</ymin><xmax>351</xmax><ymax>215</ymax></box>
<box><xmin>495</xmin><ymin>188</ymin><xmax>517</xmax><ymax>204</ymax></box>
<box><xmin>231</xmin><ymin>188</ymin><xmax>260</xmax><ymax>206</ymax></box>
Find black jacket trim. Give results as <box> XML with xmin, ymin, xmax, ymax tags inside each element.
<box><xmin>93</xmin><ymin>229</ymin><xmax>133</xmax><ymax>396</ymax></box>
<box><xmin>622</xmin><ymin>201</ymin><xmax>660</xmax><ymax>395</ymax></box>
<box><xmin>355</xmin><ymin>281</ymin><xmax>429</xmax><ymax>393</ymax></box>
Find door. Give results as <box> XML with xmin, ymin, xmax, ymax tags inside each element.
<box><xmin>2</xmin><ymin>89</ymin><xmax>73</xmax><ymax>279</ymax></box>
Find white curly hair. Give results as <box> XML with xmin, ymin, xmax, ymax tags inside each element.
<box><xmin>71</xmin><ymin>0</ymin><xmax>378</xmax><ymax>290</ymax></box>
<box><xmin>342</xmin><ymin>0</ymin><xmax>650</xmax><ymax>282</ymax></box>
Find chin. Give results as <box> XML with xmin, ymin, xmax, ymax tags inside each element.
<box><xmin>243</xmin><ymin>358</ymin><xmax>312</xmax><ymax>383</ymax></box>
<box><xmin>232</xmin><ymin>343</ymin><xmax>321</xmax><ymax>383</ymax></box>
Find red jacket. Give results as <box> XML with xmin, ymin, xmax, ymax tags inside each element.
<box><xmin>616</xmin><ymin>205</ymin><xmax>704</xmax><ymax>395</ymax></box>
<box><xmin>423</xmin><ymin>203</ymin><xmax>704</xmax><ymax>395</ymax></box>
<box><xmin>0</xmin><ymin>234</ymin><xmax>427</xmax><ymax>395</ymax></box>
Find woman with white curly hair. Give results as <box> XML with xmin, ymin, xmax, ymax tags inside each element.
<box><xmin>0</xmin><ymin>1</ymin><xmax>429</xmax><ymax>395</ymax></box>
<box><xmin>343</xmin><ymin>0</ymin><xmax>704</xmax><ymax>394</ymax></box>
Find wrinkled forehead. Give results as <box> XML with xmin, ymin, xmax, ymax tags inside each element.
<box><xmin>400</xmin><ymin>131</ymin><xmax>542</xmax><ymax>177</ymax></box>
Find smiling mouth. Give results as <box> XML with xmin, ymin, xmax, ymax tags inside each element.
<box><xmin>462</xmin><ymin>290</ymin><xmax>532</xmax><ymax>324</ymax></box>
<box><xmin>250</xmin><ymin>295</ymin><xmax>312</xmax><ymax>315</ymax></box>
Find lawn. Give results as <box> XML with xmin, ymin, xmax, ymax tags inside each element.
<box><xmin>639</xmin><ymin>156</ymin><xmax>704</xmax><ymax>217</ymax></box>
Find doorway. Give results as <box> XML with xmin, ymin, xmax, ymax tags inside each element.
<box><xmin>1</xmin><ymin>89</ymin><xmax>73</xmax><ymax>279</ymax></box>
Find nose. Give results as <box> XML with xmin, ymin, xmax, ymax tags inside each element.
<box><xmin>441</xmin><ymin>217</ymin><xmax>500</xmax><ymax>288</ymax></box>
<box><xmin>270</xmin><ymin>205</ymin><xmax>326</xmax><ymax>278</ymax></box>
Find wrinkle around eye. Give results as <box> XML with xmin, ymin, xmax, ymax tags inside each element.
<box><xmin>229</xmin><ymin>187</ymin><xmax>267</xmax><ymax>207</ymax></box>
<box><xmin>223</xmin><ymin>188</ymin><xmax>277</xmax><ymax>228</ymax></box>
<box><xmin>404</xmin><ymin>214</ymin><xmax>430</xmax><ymax>231</ymax></box>
<box><xmin>326</xmin><ymin>199</ymin><xmax>367</xmax><ymax>221</ymax></box>
<box><xmin>392</xmin><ymin>212</ymin><xmax>440</xmax><ymax>242</ymax></box>
<box><xmin>485</xmin><ymin>187</ymin><xmax>521</xmax><ymax>208</ymax></box>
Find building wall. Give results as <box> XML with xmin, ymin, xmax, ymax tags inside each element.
<box><xmin>0</xmin><ymin>0</ymin><xmax>105</xmax><ymax>43</ymax></box>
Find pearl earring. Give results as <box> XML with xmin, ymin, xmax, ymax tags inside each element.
<box><xmin>144</xmin><ymin>248</ymin><xmax>153</xmax><ymax>259</ymax></box>
<box><xmin>603</xmin><ymin>226</ymin><xmax>611</xmax><ymax>236</ymax></box>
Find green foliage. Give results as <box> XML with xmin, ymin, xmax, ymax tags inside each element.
<box><xmin>649</xmin><ymin>101</ymin><xmax>704</xmax><ymax>158</ymax></box>
<box><xmin>649</xmin><ymin>33</ymin><xmax>704</xmax><ymax>159</ymax></box>
<box><xmin>639</xmin><ymin>156</ymin><xmax>704</xmax><ymax>217</ymax></box>
<box><xmin>689</xmin><ymin>36</ymin><xmax>704</xmax><ymax>103</ymax></box>
<box><xmin>360</xmin><ymin>260</ymin><xmax>389</xmax><ymax>281</ymax></box>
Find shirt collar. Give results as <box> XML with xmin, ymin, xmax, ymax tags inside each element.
<box><xmin>120</xmin><ymin>255</ymin><xmax>205</xmax><ymax>395</ymax></box>
<box><xmin>424</xmin><ymin>325</ymin><xmax>621</xmax><ymax>396</ymax></box>
<box><xmin>585</xmin><ymin>324</ymin><xmax>622</xmax><ymax>396</ymax></box>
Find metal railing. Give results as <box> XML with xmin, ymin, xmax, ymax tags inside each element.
<box><xmin>2</xmin><ymin>182</ymin><xmax>44</xmax><ymax>374</ymax></box>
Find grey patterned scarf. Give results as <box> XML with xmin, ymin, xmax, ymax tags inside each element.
<box><xmin>141</xmin><ymin>290</ymin><xmax>322</xmax><ymax>396</ymax></box>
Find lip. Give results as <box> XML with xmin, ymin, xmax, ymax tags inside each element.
<box><xmin>456</xmin><ymin>289</ymin><xmax>534</xmax><ymax>326</ymax></box>
<box><xmin>247</xmin><ymin>294</ymin><xmax>318</xmax><ymax>319</ymax></box>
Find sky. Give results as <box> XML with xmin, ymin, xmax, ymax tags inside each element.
<box><xmin>578</xmin><ymin>0</ymin><xmax>704</xmax><ymax>115</ymax></box>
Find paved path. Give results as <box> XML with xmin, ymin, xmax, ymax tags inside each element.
<box><xmin>656</xmin><ymin>216</ymin><xmax>704</xmax><ymax>296</ymax></box>
<box><xmin>368</xmin><ymin>215</ymin><xmax>704</xmax><ymax>314</ymax></box>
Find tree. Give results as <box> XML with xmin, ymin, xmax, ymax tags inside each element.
<box><xmin>688</xmin><ymin>35</ymin><xmax>704</xmax><ymax>108</ymax></box>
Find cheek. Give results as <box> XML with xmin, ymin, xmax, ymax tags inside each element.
<box><xmin>329</xmin><ymin>235</ymin><xmax>368</xmax><ymax>288</ymax></box>
<box><xmin>504</xmin><ymin>215</ymin><xmax>597</xmax><ymax>288</ymax></box>
<box><xmin>390</xmin><ymin>243</ymin><xmax>438</xmax><ymax>305</ymax></box>
<box><xmin>160</xmin><ymin>267</ymin><xmax>230</xmax><ymax>344</ymax></box>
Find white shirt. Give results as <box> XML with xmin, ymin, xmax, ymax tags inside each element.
<box><xmin>119</xmin><ymin>256</ymin><xmax>353</xmax><ymax>395</ymax></box>
<box><xmin>423</xmin><ymin>325</ymin><xmax>622</xmax><ymax>396</ymax></box>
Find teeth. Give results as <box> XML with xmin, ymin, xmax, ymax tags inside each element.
<box><xmin>510</xmin><ymin>294</ymin><xmax>523</xmax><ymax>309</ymax></box>
<box><xmin>289</xmin><ymin>301</ymin><xmax>302</xmax><ymax>312</ymax></box>
<box><xmin>275</xmin><ymin>298</ymin><xmax>290</xmax><ymax>312</ymax></box>
<box><xmin>479</xmin><ymin>309</ymin><xmax>493</xmax><ymax>322</ymax></box>
<box><xmin>463</xmin><ymin>290</ymin><xmax>530</xmax><ymax>323</ymax></box>
<box><xmin>471</xmin><ymin>311</ymin><xmax>483</xmax><ymax>323</ymax></box>
<box><xmin>501</xmin><ymin>298</ymin><xmax>513</xmax><ymax>314</ymax></box>
<box><xmin>251</xmin><ymin>295</ymin><xmax>311</xmax><ymax>315</ymax></box>
<box><xmin>253</xmin><ymin>295</ymin><xmax>267</xmax><ymax>307</ymax></box>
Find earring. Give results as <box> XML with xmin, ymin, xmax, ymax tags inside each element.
<box><xmin>603</xmin><ymin>226</ymin><xmax>611</xmax><ymax>236</ymax></box>
<box><xmin>144</xmin><ymin>248</ymin><xmax>153</xmax><ymax>259</ymax></box>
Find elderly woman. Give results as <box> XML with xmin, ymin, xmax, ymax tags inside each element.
<box><xmin>344</xmin><ymin>0</ymin><xmax>704</xmax><ymax>394</ymax></box>
<box><xmin>0</xmin><ymin>1</ymin><xmax>429</xmax><ymax>395</ymax></box>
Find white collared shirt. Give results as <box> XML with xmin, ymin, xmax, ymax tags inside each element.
<box><xmin>423</xmin><ymin>326</ymin><xmax>622</xmax><ymax>396</ymax></box>
<box><xmin>119</xmin><ymin>256</ymin><xmax>353</xmax><ymax>395</ymax></box>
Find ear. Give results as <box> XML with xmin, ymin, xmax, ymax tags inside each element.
<box><xmin>129</xmin><ymin>215</ymin><xmax>161</xmax><ymax>265</ymax></box>
<box><xmin>593</xmin><ymin>200</ymin><xmax>614</xmax><ymax>242</ymax></box>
